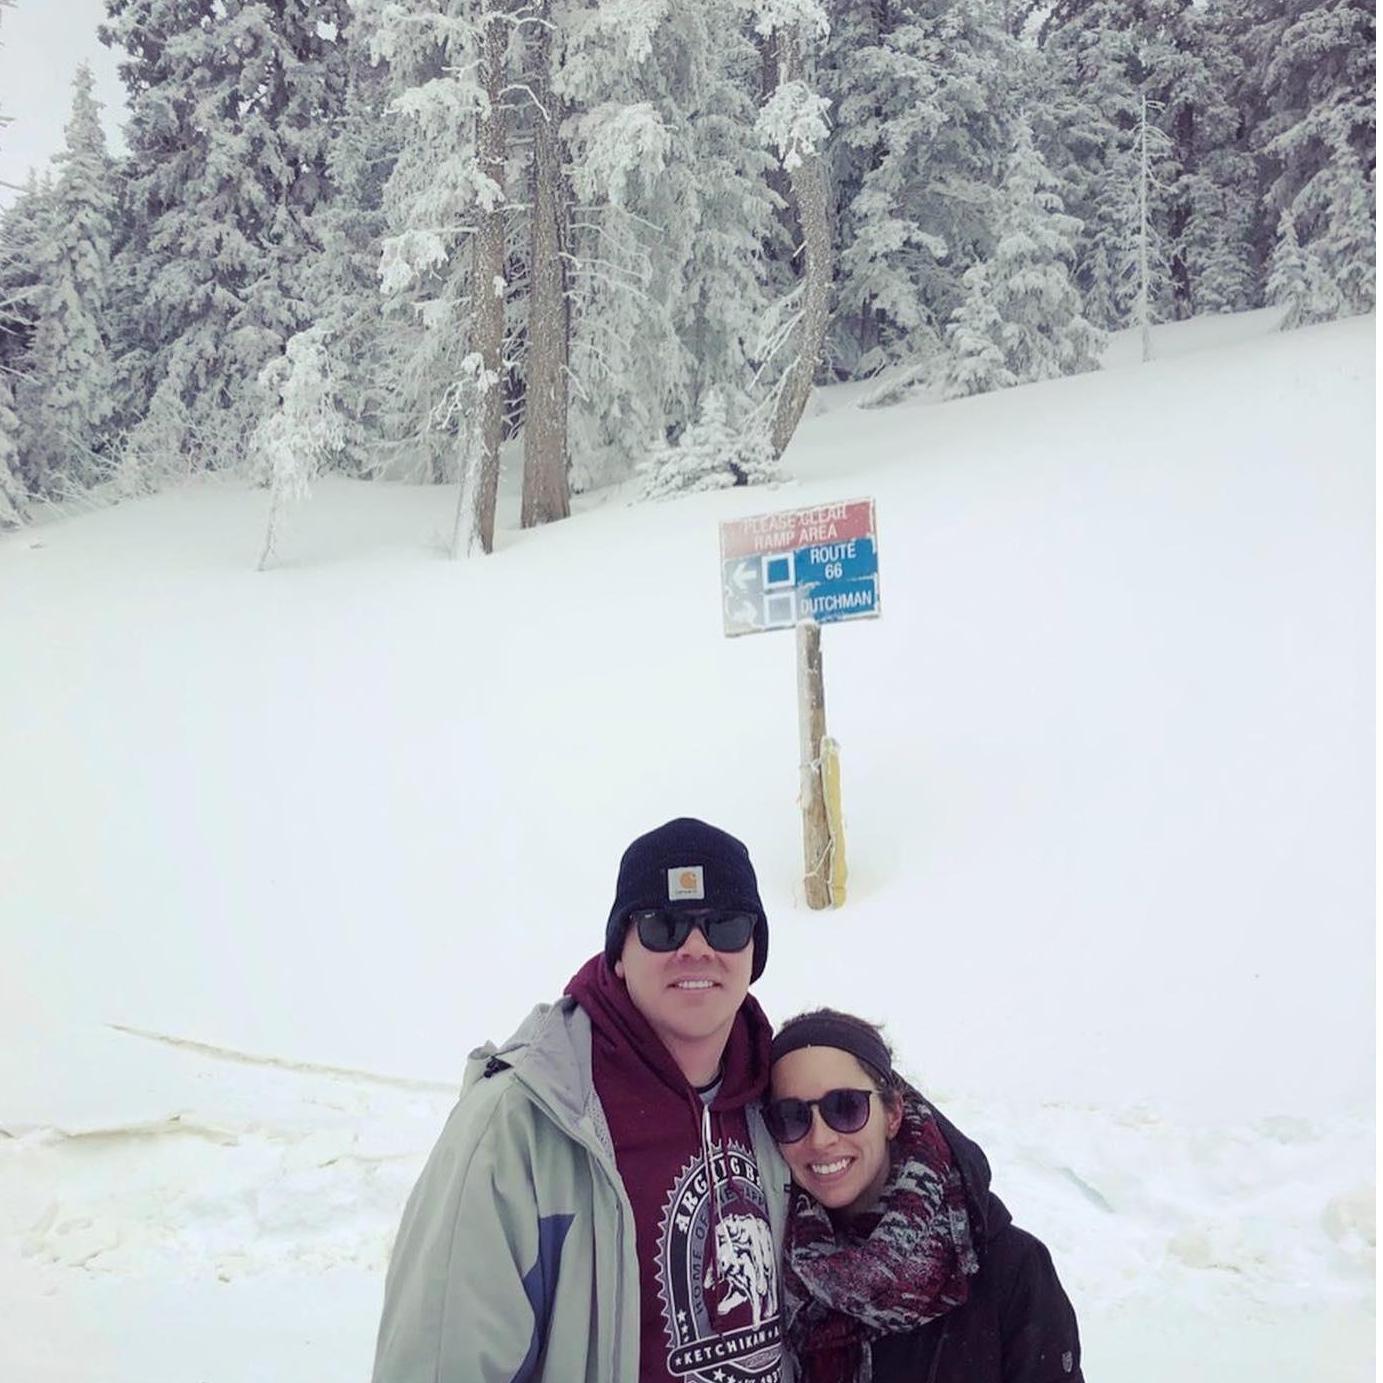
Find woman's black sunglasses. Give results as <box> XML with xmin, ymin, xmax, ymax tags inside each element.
<box><xmin>765</xmin><ymin>1088</ymin><xmax>878</xmax><ymax>1144</ymax></box>
<box><xmin>629</xmin><ymin>907</ymin><xmax>757</xmax><ymax>954</ymax></box>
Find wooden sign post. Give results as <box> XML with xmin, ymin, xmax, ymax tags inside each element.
<box><xmin>796</xmin><ymin>621</ymin><xmax>832</xmax><ymax>910</ymax></box>
<box><xmin>719</xmin><ymin>499</ymin><xmax>881</xmax><ymax>910</ymax></box>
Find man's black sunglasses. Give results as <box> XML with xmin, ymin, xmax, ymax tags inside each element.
<box><xmin>629</xmin><ymin>907</ymin><xmax>757</xmax><ymax>954</ymax></box>
<box><xmin>764</xmin><ymin>1088</ymin><xmax>879</xmax><ymax>1144</ymax></box>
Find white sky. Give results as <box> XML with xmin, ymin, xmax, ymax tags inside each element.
<box><xmin>0</xmin><ymin>0</ymin><xmax>128</xmax><ymax>207</ymax></box>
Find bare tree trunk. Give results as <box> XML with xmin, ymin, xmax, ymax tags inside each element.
<box><xmin>759</xmin><ymin>28</ymin><xmax>798</xmax><ymax>253</ymax></box>
<box><xmin>769</xmin><ymin>27</ymin><xmax>833</xmax><ymax>460</ymax></box>
<box><xmin>1168</xmin><ymin>98</ymin><xmax>1195</xmax><ymax>318</ymax></box>
<box><xmin>258</xmin><ymin>488</ymin><xmax>284</xmax><ymax>570</ymax></box>
<box><xmin>471</xmin><ymin>4</ymin><xmax>507</xmax><ymax>554</ymax></box>
<box><xmin>797</xmin><ymin>621</ymin><xmax>833</xmax><ymax>910</ymax></box>
<box><xmin>521</xmin><ymin>1</ymin><xmax>570</xmax><ymax>529</ymax></box>
<box><xmin>1137</xmin><ymin>91</ymin><xmax>1154</xmax><ymax>365</ymax></box>
<box><xmin>0</xmin><ymin>378</ymin><xmax>25</xmax><ymax>529</ymax></box>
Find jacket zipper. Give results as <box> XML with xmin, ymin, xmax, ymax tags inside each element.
<box><xmin>514</xmin><ymin>1077</ymin><xmax>635</xmax><ymax>1381</ymax></box>
<box><xmin>924</xmin><ymin>1316</ymin><xmax>953</xmax><ymax>1383</ymax></box>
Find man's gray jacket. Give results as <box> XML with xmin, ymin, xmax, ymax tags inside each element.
<box><xmin>371</xmin><ymin>998</ymin><xmax>792</xmax><ymax>1383</ymax></box>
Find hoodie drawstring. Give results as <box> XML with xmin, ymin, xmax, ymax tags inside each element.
<box><xmin>700</xmin><ymin>1100</ymin><xmax>723</xmax><ymax>1296</ymax></box>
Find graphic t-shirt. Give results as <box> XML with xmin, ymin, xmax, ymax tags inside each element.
<box><xmin>650</xmin><ymin>1119</ymin><xmax>783</xmax><ymax>1383</ymax></box>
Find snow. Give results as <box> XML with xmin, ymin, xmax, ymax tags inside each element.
<box><xmin>0</xmin><ymin>308</ymin><xmax>1374</xmax><ymax>1380</ymax></box>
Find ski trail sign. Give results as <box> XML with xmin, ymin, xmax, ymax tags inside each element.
<box><xmin>719</xmin><ymin>498</ymin><xmax>880</xmax><ymax>910</ymax></box>
<box><xmin>719</xmin><ymin>499</ymin><xmax>880</xmax><ymax>637</ymax></box>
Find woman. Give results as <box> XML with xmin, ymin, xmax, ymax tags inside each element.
<box><xmin>767</xmin><ymin>1009</ymin><xmax>1083</xmax><ymax>1383</ymax></box>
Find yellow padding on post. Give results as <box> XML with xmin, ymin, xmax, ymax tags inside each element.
<box><xmin>822</xmin><ymin>736</ymin><xmax>847</xmax><ymax>908</ymax></box>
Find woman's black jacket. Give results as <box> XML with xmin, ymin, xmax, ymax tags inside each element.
<box><xmin>867</xmin><ymin>1105</ymin><xmax>1085</xmax><ymax>1383</ymax></box>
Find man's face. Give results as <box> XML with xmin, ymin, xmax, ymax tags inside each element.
<box><xmin>615</xmin><ymin>914</ymin><xmax>754</xmax><ymax>1061</ymax></box>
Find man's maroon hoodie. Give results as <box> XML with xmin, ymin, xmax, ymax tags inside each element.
<box><xmin>567</xmin><ymin>955</ymin><xmax>785</xmax><ymax>1383</ymax></box>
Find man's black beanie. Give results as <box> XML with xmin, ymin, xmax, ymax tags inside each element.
<box><xmin>605</xmin><ymin>817</ymin><xmax>769</xmax><ymax>981</ymax></box>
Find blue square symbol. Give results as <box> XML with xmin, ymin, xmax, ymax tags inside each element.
<box><xmin>763</xmin><ymin>553</ymin><xmax>794</xmax><ymax>589</ymax></box>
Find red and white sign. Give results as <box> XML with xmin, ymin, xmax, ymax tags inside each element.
<box><xmin>719</xmin><ymin>500</ymin><xmax>875</xmax><ymax>562</ymax></box>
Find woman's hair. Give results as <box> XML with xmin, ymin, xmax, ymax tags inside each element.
<box><xmin>772</xmin><ymin>1007</ymin><xmax>904</xmax><ymax>1094</ymax></box>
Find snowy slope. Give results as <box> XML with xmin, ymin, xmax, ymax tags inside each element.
<box><xmin>0</xmin><ymin>310</ymin><xmax>1374</xmax><ymax>1382</ymax></box>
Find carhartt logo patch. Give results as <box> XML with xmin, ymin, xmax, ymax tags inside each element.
<box><xmin>1062</xmin><ymin>1352</ymin><xmax>1074</xmax><ymax>1373</ymax></box>
<box><xmin>668</xmin><ymin>866</ymin><xmax>705</xmax><ymax>900</ymax></box>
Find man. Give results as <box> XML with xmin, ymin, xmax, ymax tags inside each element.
<box><xmin>372</xmin><ymin>818</ymin><xmax>789</xmax><ymax>1383</ymax></box>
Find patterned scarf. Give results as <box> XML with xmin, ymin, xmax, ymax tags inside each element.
<box><xmin>781</xmin><ymin>1085</ymin><xmax>979</xmax><ymax>1383</ymax></box>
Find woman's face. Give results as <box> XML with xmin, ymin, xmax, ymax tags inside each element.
<box><xmin>770</xmin><ymin>1045</ymin><xmax>902</xmax><ymax>1217</ymax></box>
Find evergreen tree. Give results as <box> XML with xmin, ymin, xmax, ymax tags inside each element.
<box><xmin>1265</xmin><ymin>206</ymin><xmax>1343</xmax><ymax>327</ymax></box>
<box><xmin>300</xmin><ymin>42</ymin><xmax>399</xmax><ymax>479</ymax></box>
<box><xmin>944</xmin><ymin>117</ymin><xmax>1102</xmax><ymax>396</ymax></box>
<box><xmin>1164</xmin><ymin>1</ymin><xmax>1258</xmax><ymax>314</ymax></box>
<box><xmin>0</xmin><ymin>0</ymin><xmax>10</xmax><ymax>191</ymax></box>
<box><xmin>0</xmin><ymin>0</ymin><xmax>37</xmax><ymax>520</ymax></box>
<box><xmin>363</xmin><ymin>0</ymin><xmax>512</xmax><ymax>551</ymax></box>
<box><xmin>1083</xmin><ymin>88</ymin><xmax>1173</xmax><ymax>352</ymax></box>
<box><xmin>638</xmin><ymin>387</ymin><xmax>775</xmax><ymax>498</ymax></box>
<box><xmin>0</xmin><ymin>173</ymin><xmax>51</xmax><ymax>395</ymax></box>
<box><xmin>944</xmin><ymin>262</ymin><xmax>1015</xmax><ymax>395</ymax></box>
<box><xmin>560</xmin><ymin>0</ymin><xmax>778</xmax><ymax>489</ymax></box>
<box><xmin>823</xmin><ymin>0</ymin><xmax>1019</xmax><ymax>376</ymax></box>
<box><xmin>104</xmin><ymin>0</ymin><xmax>350</xmax><ymax>472</ymax></box>
<box><xmin>0</xmin><ymin>0</ymin><xmax>10</xmax><ymax>154</ymax></box>
<box><xmin>670</xmin><ymin>4</ymin><xmax>779</xmax><ymax>436</ymax></box>
<box><xmin>1035</xmin><ymin>0</ymin><xmax>1258</xmax><ymax>322</ymax></box>
<box><xmin>1238</xmin><ymin>0</ymin><xmax>1375</xmax><ymax>317</ymax></box>
<box><xmin>754</xmin><ymin>0</ymin><xmax>834</xmax><ymax>458</ymax></box>
<box><xmin>254</xmin><ymin>324</ymin><xmax>345</xmax><ymax>569</ymax></box>
<box><xmin>0</xmin><ymin>370</ymin><xmax>23</xmax><ymax>527</ymax></box>
<box><xmin>558</xmin><ymin>4</ymin><xmax>675</xmax><ymax>489</ymax></box>
<box><xmin>20</xmin><ymin>64</ymin><xmax>117</xmax><ymax>494</ymax></box>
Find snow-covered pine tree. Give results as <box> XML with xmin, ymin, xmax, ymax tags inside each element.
<box><xmin>1160</xmin><ymin>1</ymin><xmax>1258</xmax><ymax>315</ymax></box>
<box><xmin>559</xmin><ymin>0</ymin><xmax>777</xmax><ymax>492</ymax></box>
<box><xmin>823</xmin><ymin>0</ymin><xmax>1019</xmax><ymax>378</ymax></box>
<box><xmin>1027</xmin><ymin>11</ymin><xmax>1139</xmax><ymax>329</ymax></box>
<box><xmin>0</xmin><ymin>0</ymin><xmax>10</xmax><ymax>138</ymax></box>
<box><xmin>1034</xmin><ymin>0</ymin><xmax>1258</xmax><ymax>323</ymax></box>
<box><xmin>1086</xmin><ymin>86</ymin><xmax>1173</xmax><ymax>359</ymax></box>
<box><xmin>104</xmin><ymin>0</ymin><xmax>349</xmax><ymax>474</ymax></box>
<box><xmin>943</xmin><ymin>262</ymin><xmax>1016</xmax><ymax>395</ymax></box>
<box><xmin>943</xmin><ymin>116</ymin><xmax>1102</xmax><ymax>396</ymax></box>
<box><xmin>236</xmin><ymin>0</ymin><xmax>352</xmax><ymax>430</ymax></box>
<box><xmin>638</xmin><ymin>387</ymin><xmax>776</xmax><ymax>499</ymax></box>
<box><xmin>364</xmin><ymin>0</ymin><xmax>512</xmax><ymax>553</ymax></box>
<box><xmin>300</xmin><ymin>37</ymin><xmax>399</xmax><ymax>479</ymax></box>
<box><xmin>1128</xmin><ymin>90</ymin><xmax>1166</xmax><ymax>361</ymax></box>
<box><xmin>559</xmin><ymin>78</ymin><xmax>679</xmax><ymax>491</ymax></box>
<box><xmin>1299</xmin><ymin>141</ymin><xmax>1375</xmax><ymax>318</ymax></box>
<box><xmin>639</xmin><ymin>388</ymin><xmax>737</xmax><ymax>499</ymax></box>
<box><xmin>0</xmin><ymin>371</ymin><xmax>23</xmax><ymax>527</ymax></box>
<box><xmin>0</xmin><ymin>0</ymin><xmax>10</xmax><ymax>158</ymax></box>
<box><xmin>1233</xmin><ymin>0</ymin><xmax>1374</xmax><ymax>319</ymax></box>
<box><xmin>1265</xmin><ymin>206</ymin><xmax>1343</xmax><ymax>328</ymax></box>
<box><xmin>0</xmin><ymin>0</ymin><xmax>31</xmax><ymax>521</ymax></box>
<box><xmin>254</xmin><ymin>325</ymin><xmax>345</xmax><ymax>569</ymax></box>
<box><xmin>667</xmin><ymin>5</ymin><xmax>779</xmax><ymax>437</ymax></box>
<box><xmin>557</xmin><ymin>5</ymin><xmax>673</xmax><ymax>488</ymax></box>
<box><xmin>19</xmin><ymin>64</ymin><xmax>117</xmax><ymax>495</ymax></box>
<box><xmin>754</xmin><ymin>0</ymin><xmax>833</xmax><ymax>458</ymax></box>
<box><xmin>0</xmin><ymin>172</ymin><xmax>52</xmax><ymax>401</ymax></box>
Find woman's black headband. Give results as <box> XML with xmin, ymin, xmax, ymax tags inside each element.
<box><xmin>769</xmin><ymin>1014</ymin><xmax>893</xmax><ymax>1085</ymax></box>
